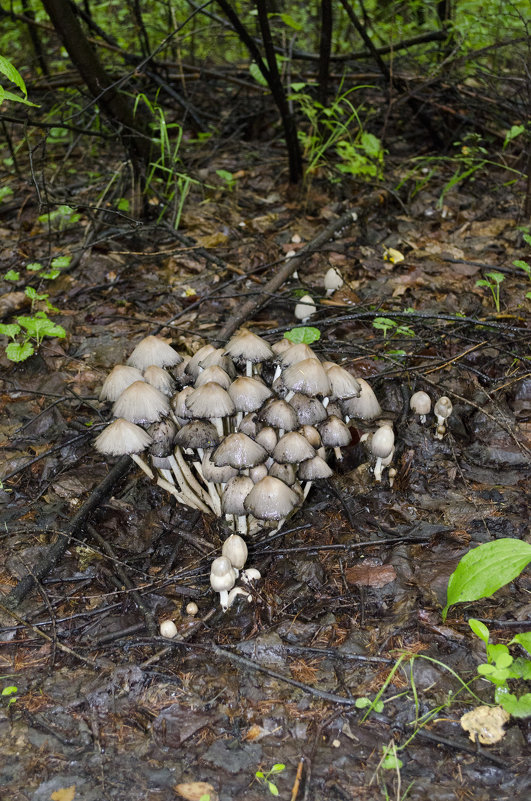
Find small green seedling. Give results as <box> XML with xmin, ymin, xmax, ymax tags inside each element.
<box><xmin>215</xmin><ymin>169</ymin><xmax>237</xmax><ymax>191</ymax></box>
<box><xmin>356</xmin><ymin>696</ymin><xmax>384</xmax><ymax>713</ymax></box>
<box><xmin>284</xmin><ymin>326</ymin><xmax>321</xmax><ymax>345</ymax></box>
<box><xmin>475</xmin><ymin>271</ymin><xmax>505</xmax><ymax>313</ymax></box>
<box><xmin>1</xmin><ymin>685</ymin><xmax>18</xmax><ymax>706</ymax></box>
<box><xmin>469</xmin><ymin>619</ymin><xmax>531</xmax><ymax>718</ymax></box>
<box><xmin>255</xmin><ymin>763</ymin><xmax>285</xmax><ymax>796</ymax></box>
<box><xmin>513</xmin><ymin>231</ymin><xmax>531</xmax><ymax>300</ymax></box>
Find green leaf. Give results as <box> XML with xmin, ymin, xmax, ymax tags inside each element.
<box><xmin>496</xmin><ymin>688</ymin><xmax>531</xmax><ymax>718</ymax></box>
<box><xmin>6</xmin><ymin>340</ymin><xmax>34</xmax><ymax>361</ymax></box>
<box><xmin>255</xmin><ymin>772</ymin><xmax>265</xmax><ymax>780</ymax></box>
<box><xmin>0</xmin><ymin>55</ymin><xmax>27</xmax><ymax>95</ymax></box>
<box><xmin>51</xmin><ymin>255</ymin><xmax>71</xmax><ymax>269</ymax></box>
<box><xmin>0</xmin><ymin>86</ymin><xmax>38</xmax><ymax>107</ymax></box>
<box><xmin>3</xmin><ymin>269</ymin><xmax>19</xmax><ymax>281</ymax></box>
<box><xmin>510</xmin><ymin>632</ymin><xmax>531</xmax><ymax>655</ymax></box>
<box><xmin>270</xmin><ymin>764</ymin><xmax>285</xmax><ymax>773</ymax></box>
<box><xmin>40</xmin><ymin>270</ymin><xmax>61</xmax><ymax>280</ymax></box>
<box><xmin>249</xmin><ymin>62</ymin><xmax>268</xmax><ymax>87</ymax></box>
<box><xmin>485</xmin><ymin>271</ymin><xmax>504</xmax><ymax>284</ymax></box>
<box><xmin>280</xmin><ymin>13</ymin><xmax>303</xmax><ymax>30</ymax></box>
<box><xmin>26</xmin><ymin>262</ymin><xmax>43</xmax><ymax>272</ymax></box>
<box><xmin>0</xmin><ymin>323</ymin><xmax>20</xmax><ymax>339</ymax></box>
<box><xmin>117</xmin><ymin>197</ymin><xmax>130</xmax><ymax>212</ymax></box>
<box><xmin>443</xmin><ymin>539</ymin><xmax>531</xmax><ymax>620</ymax></box>
<box><xmin>25</xmin><ymin>287</ymin><xmax>49</xmax><ymax>301</ymax></box>
<box><xmin>1</xmin><ymin>685</ymin><xmax>17</xmax><ymax>696</ymax></box>
<box><xmin>513</xmin><ymin>259</ymin><xmax>530</xmax><ymax>273</ymax></box>
<box><xmin>503</xmin><ymin>124</ymin><xmax>525</xmax><ymax>148</ymax></box>
<box><xmin>284</xmin><ymin>326</ymin><xmax>321</xmax><ymax>345</ymax></box>
<box><xmin>469</xmin><ymin>618</ymin><xmax>490</xmax><ymax>646</ymax></box>
<box><xmin>268</xmin><ymin>782</ymin><xmax>279</xmax><ymax>796</ymax></box>
<box><xmin>526</xmin><ymin>291</ymin><xmax>531</xmax><ymax>300</ymax></box>
<box><xmin>381</xmin><ymin>753</ymin><xmax>403</xmax><ymax>770</ymax></box>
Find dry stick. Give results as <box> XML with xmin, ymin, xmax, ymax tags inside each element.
<box><xmin>216</xmin><ymin>192</ymin><xmax>387</xmax><ymax>342</ymax></box>
<box><xmin>3</xmin><ymin>455</ymin><xmax>132</xmax><ymax>610</ymax></box>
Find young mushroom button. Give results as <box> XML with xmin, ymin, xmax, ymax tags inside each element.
<box><xmin>210</xmin><ymin>556</ymin><xmax>236</xmax><ymax>610</ymax></box>
<box><xmin>410</xmin><ymin>391</ymin><xmax>431</xmax><ymax>424</ymax></box>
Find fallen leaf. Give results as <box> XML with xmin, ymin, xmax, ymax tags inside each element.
<box><xmin>384</xmin><ymin>247</ymin><xmax>405</xmax><ymax>264</ymax></box>
<box><xmin>174</xmin><ymin>781</ymin><xmax>218</xmax><ymax>801</ymax></box>
<box><xmin>345</xmin><ymin>561</ymin><xmax>396</xmax><ymax>588</ymax></box>
<box><xmin>460</xmin><ymin>705</ymin><xmax>510</xmax><ymax>744</ymax></box>
<box><xmin>51</xmin><ymin>786</ymin><xmax>76</xmax><ymax>801</ymax></box>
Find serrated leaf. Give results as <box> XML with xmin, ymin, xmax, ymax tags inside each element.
<box><xmin>443</xmin><ymin>539</ymin><xmax>531</xmax><ymax>619</ymax></box>
<box><xmin>510</xmin><ymin>632</ymin><xmax>531</xmax><ymax>655</ymax></box>
<box><xmin>284</xmin><ymin>326</ymin><xmax>321</xmax><ymax>344</ymax></box>
<box><xmin>6</xmin><ymin>340</ymin><xmax>34</xmax><ymax>361</ymax></box>
<box><xmin>3</xmin><ymin>269</ymin><xmax>19</xmax><ymax>281</ymax></box>
<box><xmin>496</xmin><ymin>689</ymin><xmax>531</xmax><ymax>718</ymax></box>
<box><xmin>0</xmin><ymin>323</ymin><xmax>20</xmax><ymax>338</ymax></box>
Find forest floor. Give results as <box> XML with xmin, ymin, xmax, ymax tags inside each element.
<box><xmin>0</xmin><ymin>128</ymin><xmax>530</xmax><ymax>801</ymax></box>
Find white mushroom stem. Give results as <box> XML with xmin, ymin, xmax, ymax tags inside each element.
<box><xmin>303</xmin><ymin>481</ymin><xmax>313</xmax><ymax>500</ymax></box>
<box><xmin>166</xmin><ymin>452</ymin><xmax>211</xmax><ymax>512</ymax></box>
<box><xmin>273</xmin><ymin>364</ymin><xmax>282</xmax><ymax>382</ymax></box>
<box><xmin>212</xmin><ymin>416</ymin><xmax>225</xmax><ymax>438</ymax></box>
<box><xmin>219</xmin><ymin>589</ymin><xmax>230</xmax><ymax>611</ymax></box>
<box><xmin>435</xmin><ymin>423</ymin><xmax>446</xmax><ymax>440</ymax></box>
<box><xmin>131</xmin><ymin>453</ymin><xmax>155</xmax><ymax>479</ymax></box>
<box><xmin>333</xmin><ymin>446</ymin><xmax>343</xmax><ymax>461</ymax></box>
<box><xmin>173</xmin><ymin>447</ymin><xmax>213</xmax><ymax>509</ymax></box>
<box><xmin>374</xmin><ymin>457</ymin><xmax>384</xmax><ymax>483</ymax></box>
<box><xmin>192</xmin><ymin>460</ymin><xmax>222</xmax><ymax>515</ymax></box>
<box><xmin>156</xmin><ymin>475</ymin><xmax>199</xmax><ymax>508</ymax></box>
<box><xmin>419</xmin><ymin>414</ymin><xmax>427</xmax><ymax>424</ymax></box>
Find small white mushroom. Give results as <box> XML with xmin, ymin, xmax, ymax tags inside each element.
<box><xmin>241</xmin><ymin>568</ymin><xmax>261</xmax><ymax>584</ymax></box>
<box><xmin>160</xmin><ymin>620</ymin><xmax>178</xmax><ymax>639</ymax></box>
<box><xmin>324</xmin><ymin>267</ymin><xmax>344</xmax><ymax>296</ymax></box>
<box><xmin>294</xmin><ymin>295</ymin><xmax>317</xmax><ymax>322</ymax></box>
<box><xmin>185</xmin><ymin>602</ymin><xmax>199</xmax><ymax>617</ymax></box>
<box><xmin>210</xmin><ymin>555</ymin><xmax>236</xmax><ymax>610</ymax></box>
<box><xmin>410</xmin><ymin>391</ymin><xmax>431</xmax><ymax>424</ymax></box>
<box><xmin>222</xmin><ymin>533</ymin><xmax>248</xmax><ymax>573</ymax></box>
<box><xmin>226</xmin><ymin>586</ymin><xmax>252</xmax><ymax>609</ymax></box>
<box><xmin>369</xmin><ymin>425</ymin><xmax>395</xmax><ymax>482</ymax></box>
<box><xmin>434</xmin><ymin>396</ymin><xmax>453</xmax><ymax>439</ymax></box>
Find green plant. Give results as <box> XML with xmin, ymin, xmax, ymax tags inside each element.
<box><xmin>1</xmin><ymin>684</ymin><xmax>17</xmax><ymax>706</ymax></box>
<box><xmin>469</xmin><ymin>619</ymin><xmax>531</xmax><ymax>717</ymax></box>
<box><xmin>475</xmin><ymin>271</ymin><xmax>505</xmax><ymax>313</ymax></box>
<box><xmin>38</xmin><ymin>205</ymin><xmax>81</xmax><ymax>231</ymax></box>
<box><xmin>0</xmin><ymin>55</ymin><xmax>36</xmax><ymax>107</ymax></box>
<box><xmin>284</xmin><ymin>326</ymin><xmax>321</xmax><ymax>345</ymax></box>
<box><xmin>443</xmin><ymin>538</ymin><xmax>531</xmax><ymax>621</ymax></box>
<box><xmin>255</xmin><ymin>763</ymin><xmax>285</xmax><ymax>796</ymax></box>
<box><xmin>215</xmin><ymin>169</ymin><xmax>238</xmax><ymax>191</ymax></box>
<box><xmin>372</xmin><ymin>317</ymin><xmax>415</xmax><ymax>340</ymax></box>
<box><xmin>513</xmin><ymin>231</ymin><xmax>531</xmax><ymax>300</ymax></box>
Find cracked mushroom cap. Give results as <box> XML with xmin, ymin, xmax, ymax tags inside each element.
<box><xmin>99</xmin><ymin>365</ymin><xmax>145</xmax><ymax>403</ymax></box>
<box><xmin>212</xmin><ymin>432</ymin><xmax>268</xmax><ymax>469</ymax></box>
<box><xmin>317</xmin><ymin>415</ymin><xmax>352</xmax><ymax>448</ymax></box>
<box><xmin>298</xmin><ymin>455</ymin><xmax>333</xmax><ymax>480</ymax></box>
<box><xmin>127</xmin><ymin>335</ymin><xmax>182</xmax><ymax>370</ymax></box>
<box><xmin>282</xmin><ymin>358</ymin><xmax>331</xmax><ymax>397</ymax></box>
<box><xmin>259</xmin><ymin>398</ymin><xmax>298</xmax><ymax>431</ymax></box>
<box><xmin>224</xmin><ymin>329</ymin><xmax>273</xmax><ymax>364</ymax></box>
<box><xmin>185</xmin><ymin>382</ymin><xmax>235</xmax><ymax>419</ymax></box>
<box><xmin>290</xmin><ymin>392</ymin><xmax>328</xmax><ymax>426</ymax></box>
<box><xmin>194</xmin><ymin>365</ymin><xmax>232</xmax><ymax>390</ymax></box>
<box><xmin>370</xmin><ymin>425</ymin><xmax>395</xmax><ymax>459</ymax></box>
<box><xmin>325</xmin><ymin>365</ymin><xmax>361</xmax><ymax>401</ymax></box>
<box><xmin>244</xmin><ymin>476</ymin><xmax>299</xmax><ymax>521</ymax></box>
<box><xmin>174</xmin><ymin>420</ymin><xmax>220</xmax><ymax>450</ymax></box>
<box><xmin>112</xmin><ymin>380</ymin><xmax>170</xmax><ymax>424</ymax></box>
<box><xmin>341</xmin><ymin>377</ymin><xmax>382</xmax><ymax>421</ymax></box>
<box><xmin>94</xmin><ymin>418</ymin><xmax>153</xmax><ymax>456</ymax></box>
<box><xmin>143</xmin><ymin>365</ymin><xmax>176</xmax><ymax>396</ymax></box>
<box><xmin>221</xmin><ymin>477</ymin><xmax>254</xmax><ymax>517</ymax></box>
<box><xmin>272</xmin><ymin>431</ymin><xmax>316</xmax><ymax>464</ymax></box>
<box><xmin>228</xmin><ymin>376</ymin><xmax>273</xmax><ymax>412</ymax></box>
<box><xmin>410</xmin><ymin>391</ymin><xmax>431</xmax><ymax>416</ymax></box>
<box><xmin>147</xmin><ymin>418</ymin><xmax>177</xmax><ymax>458</ymax></box>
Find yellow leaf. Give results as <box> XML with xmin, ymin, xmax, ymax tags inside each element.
<box><xmin>174</xmin><ymin>781</ymin><xmax>218</xmax><ymax>801</ymax></box>
<box><xmin>383</xmin><ymin>247</ymin><xmax>405</xmax><ymax>264</ymax></box>
<box><xmin>51</xmin><ymin>786</ymin><xmax>76</xmax><ymax>801</ymax></box>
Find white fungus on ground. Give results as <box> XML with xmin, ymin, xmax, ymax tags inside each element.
<box><xmin>160</xmin><ymin>620</ymin><xmax>178</xmax><ymax>638</ymax></box>
<box><xmin>410</xmin><ymin>391</ymin><xmax>431</xmax><ymax>423</ymax></box>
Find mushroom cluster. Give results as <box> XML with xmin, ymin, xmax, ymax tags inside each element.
<box><xmin>93</xmin><ymin>331</ymin><xmax>379</xmax><ymax>536</ymax></box>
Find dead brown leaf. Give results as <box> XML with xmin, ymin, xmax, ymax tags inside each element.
<box><xmin>345</xmin><ymin>561</ymin><xmax>396</xmax><ymax>588</ymax></box>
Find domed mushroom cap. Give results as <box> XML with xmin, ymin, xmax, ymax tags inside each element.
<box><xmin>143</xmin><ymin>365</ymin><xmax>176</xmax><ymax>396</ymax></box>
<box><xmin>113</xmin><ymin>380</ymin><xmax>170</xmax><ymax>424</ymax></box>
<box><xmin>324</xmin><ymin>266</ymin><xmax>344</xmax><ymax>293</ymax></box>
<box><xmin>127</xmin><ymin>335</ymin><xmax>182</xmax><ymax>370</ymax></box>
<box><xmin>341</xmin><ymin>377</ymin><xmax>382</xmax><ymax>421</ymax></box>
<box><xmin>224</xmin><ymin>329</ymin><xmax>273</xmax><ymax>364</ymax></box>
<box><xmin>282</xmin><ymin>358</ymin><xmax>331</xmax><ymax>397</ymax></box>
<box><xmin>317</xmin><ymin>415</ymin><xmax>352</xmax><ymax>447</ymax></box>
<box><xmin>171</xmin><ymin>386</ymin><xmax>194</xmax><ymax>421</ymax></box>
<box><xmin>280</xmin><ymin>343</ymin><xmax>318</xmax><ymax>367</ymax></box>
<box><xmin>272</xmin><ymin>431</ymin><xmax>316</xmax><ymax>464</ymax></box>
<box><xmin>269</xmin><ymin>461</ymin><xmax>297</xmax><ymax>485</ymax></box>
<box><xmin>370</xmin><ymin>425</ymin><xmax>395</xmax><ymax>459</ymax></box>
<box><xmin>271</xmin><ymin>337</ymin><xmax>293</xmax><ymax>355</ymax></box>
<box><xmin>99</xmin><ymin>365</ymin><xmax>144</xmax><ymax>402</ymax></box>
<box><xmin>185</xmin><ymin>382</ymin><xmax>235</xmax><ymax>419</ymax></box>
<box><xmin>228</xmin><ymin>376</ymin><xmax>273</xmax><ymax>412</ymax></box>
<box><xmin>213</xmin><ymin>432</ymin><xmax>268</xmax><ymax>469</ymax></box>
<box><xmin>201</xmin><ymin>450</ymin><xmax>238</xmax><ymax>483</ymax></box>
<box><xmin>221</xmin><ymin>533</ymin><xmax>249</xmax><ymax>570</ymax></box>
<box><xmin>244</xmin><ymin>476</ymin><xmax>299</xmax><ymax>520</ymax></box>
<box><xmin>325</xmin><ymin>365</ymin><xmax>361</xmax><ymax>400</ymax></box>
<box><xmin>198</xmin><ymin>348</ymin><xmax>237</xmax><ymax>377</ymax></box>
<box><xmin>174</xmin><ymin>420</ymin><xmax>220</xmax><ymax>450</ymax></box>
<box><xmin>221</xmin><ymin>477</ymin><xmax>254</xmax><ymax>517</ymax></box>
<box><xmin>259</xmin><ymin>398</ymin><xmax>298</xmax><ymax>431</ymax></box>
<box><xmin>294</xmin><ymin>295</ymin><xmax>316</xmax><ymax>321</ymax></box>
<box><xmin>410</xmin><ymin>391</ymin><xmax>431</xmax><ymax>416</ymax></box>
<box><xmin>298</xmin><ymin>455</ymin><xmax>333</xmax><ymax>480</ymax></box>
<box><xmin>434</xmin><ymin>396</ymin><xmax>452</xmax><ymax>420</ymax></box>
<box><xmin>298</xmin><ymin>425</ymin><xmax>321</xmax><ymax>449</ymax></box>
<box><xmin>185</xmin><ymin>344</ymin><xmax>217</xmax><ymax>379</ymax></box>
<box><xmin>94</xmin><ymin>418</ymin><xmax>153</xmax><ymax>456</ymax></box>
<box><xmin>147</xmin><ymin>418</ymin><xmax>177</xmax><ymax>458</ymax></box>
<box><xmin>250</xmin><ymin>463</ymin><xmax>268</xmax><ymax>483</ymax></box>
<box><xmin>255</xmin><ymin>426</ymin><xmax>278</xmax><ymax>454</ymax></box>
<box><xmin>210</xmin><ymin>556</ymin><xmax>236</xmax><ymax>592</ymax></box>
<box><xmin>238</xmin><ymin>412</ymin><xmax>260</xmax><ymax>438</ymax></box>
<box><xmin>290</xmin><ymin>392</ymin><xmax>327</xmax><ymax>426</ymax></box>
<box><xmin>194</xmin><ymin>365</ymin><xmax>232</xmax><ymax>390</ymax></box>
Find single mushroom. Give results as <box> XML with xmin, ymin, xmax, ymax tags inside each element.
<box><xmin>194</xmin><ymin>365</ymin><xmax>232</xmax><ymax>390</ymax></box>
<box><xmin>434</xmin><ymin>396</ymin><xmax>452</xmax><ymax>439</ymax></box>
<box><xmin>94</xmin><ymin>418</ymin><xmax>154</xmax><ymax>479</ymax></box>
<box><xmin>244</xmin><ymin>476</ymin><xmax>299</xmax><ymax>521</ymax></box>
<box><xmin>113</xmin><ymin>380</ymin><xmax>170</xmax><ymax>425</ymax></box>
<box><xmin>317</xmin><ymin>415</ymin><xmax>352</xmax><ymax>460</ymax></box>
<box><xmin>221</xmin><ymin>532</ymin><xmax>249</xmax><ymax>573</ymax></box>
<box><xmin>213</xmin><ymin>432</ymin><xmax>268</xmax><ymax>470</ymax></box>
<box><xmin>369</xmin><ymin>425</ymin><xmax>395</xmax><ymax>482</ymax></box>
<box><xmin>341</xmin><ymin>377</ymin><xmax>382</xmax><ymax>422</ymax></box>
<box><xmin>282</xmin><ymin>358</ymin><xmax>331</xmax><ymax>401</ymax></box>
<box><xmin>221</xmin><ymin>476</ymin><xmax>254</xmax><ymax>534</ymax></box>
<box><xmin>224</xmin><ymin>329</ymin><xmax>273</xmax><ymax>377</ymax></box>
<box><xmin>410</xmin><ymin>391</ymin><xmax>431</xmax><ymax>424</ymax></box>
<box><xmin>210</xmin><ymin>555</ymin><xmax>236</xmax><ymax>610</ymax></box>
<box><xmin>294</xmin><ymin>294</ymin><xmax>317</xmax><ymax>322</ymax></box>
<box><xmin>324</xmin><ymin>267</ymin><xmax>344</xmax><ymax>296</ymax></box>
<box><xmin>160</xmin><ymin>620</ymin><xmax>178</xmax><ymax>639</ymax></box>
<box><xmin>272</xmin><ymin>431</ymin><xmax>316</xmax><ymax>465</ymax></box>
<box><xmin>127</xmin><ymin>335</ymin><xmax>182</xmax><ymax>370</ymax></box>
<box><xmin>185</xmin><ymin>381</ymin><xmax>235</xmax><ymax>438</ymax></box>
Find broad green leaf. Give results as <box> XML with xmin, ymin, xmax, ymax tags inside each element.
<box><xmin>381</xmin><ymin>753</ymin><xmax>403</xmax><ymax>770</ymax></box>
<box><xmin>284</xmin><ymin>326</ymin><xmax>321</xmax><ymax>345</ymax></box>
<box><xmin>503</xmin><ymin>124</ymin><xmax>524</xmax><ymax>148</ymax></box>
<box><xmin>3</xmin><ymin>270</ymin><xmax>19</xmax><ymax>281</ymax></box>
<box><xmin>513</xmin><ymin>259</ymin><xmax>530</xmax><ymax>273</ymax></box>
<box><xmin>249</xmin><ymin>62</ymin><xmax>268</xmax><ymax>87</ymax></box>
<box><xmin>0</xmin><ymin>55</ymin><xmax>27</xmax><ymax>95</ymax></box>
<box><xmin>268</xmin><ymin>783</ymin><xmax>279</xmax><ymax>796</ymax></box>
<box><xmin>270</xmin><ymin>764</ymin><xmax>285</xmax><ymax>773</ymax></box>
<box><xmin>513</xmin><ymin>657</ymin><xmax>531</xmax><ymax>680</ymax></box>
<box><xmin>280</xmin><ymin>13</ymin><xmax>303</xmax><ymax>30</ymax></box>
<box><xmin>1</xmin><ymin>685</ymin><xmax>17</xmax><ymax>696</ymax></box>
<box><xmin>495</xmin><ymin>688</ymin><xmax>531</xmax><ymax>718</ymax></box>
<box><xmin>26</xmin><ymin>262</ymin><xmax>43</xmax><ymax>272</ymax></box>
<box><xmin>0</xmin><ymin>86</ymin><xmax>37</xmax><ymax>107</ymax></box>
<box><xmin>0</xmin><ymin>323</ymin><xmax>20</xmax><ymax>338</ymax></box>
<box><xmin>510</xmin><ymin>632</ymin><xmax>531</xmax><ymax>655</ymax></box>
<box><xmin>469</xmin><ymin>618</ymin><xmax>489</xmax><ymax>646</ymax></box>
<box><xmin>444</xmin><ymin>539</ymin><xmax>531</xmax><ymax>620</ymax></box>
<box><xmin>51</xmin><ymin>255</ymin><xmax>71</xmax><ymax>269</ymax></box>
<box><xmin>40</xmin><ymin>270</ymin><xmax>60</xmax><ymax>280</ymax></box>
<box><xmin>25</xmin><ymin>287</ymin><xmax>49</xmax><ymax>301</ymax></box>
<box><xmin>6</xmin><ymin>340</ymin><xmax>34</xmax><ymax>361</ymax></box>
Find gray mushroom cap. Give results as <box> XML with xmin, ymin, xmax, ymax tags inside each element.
<box><xmin>269</xmin><ymin>461</ymin><xmax>297</xmax><ymax>485</ymax></box>
<box><xmin>244</xmin><ymin>476</ymin><xmax>299</xmax><ymax>520</ymax></box>
<box><xmin>147</xmin><ymin>418</ymin><xmax>178</xmax><ymax>458</ymax></box>
<box><xmin>201</xmin><ymin>450</ymin><xmax>238</xmax><ymax>483</ymax></box>
<box><xmin>298</xmin><ymin>425</ymin><xmax>321</xmax><ymax>449</ymax></box>
<box><xmin>289</xmin><ymin>392</ymin><xmax>328</xmax><ymax>425</ymax></box>
<box><xmin>325</xmin><ymin>365</ymin><xmax>361</xmax><ymax>400</ymax></box>
<box><xmin>185</xmin><ymin>382</ymin><xmax>235</xmax><ymax>419</ymax></box>
<box><xmin>434</xmin><ymin>396</ymin><xmax>452</xmax><ymax>420</ymax></box>
<box><xmin>212</xmin><ymin>432</ymin><xmax>268</xmax><ymax>469</ymax></box>
<box><xmin>280</xmin><ymin>343</ymin><xmax>318</xmax><ymax>367</ymax></box>
<box><xmin>210</xmin><ymin>556</ymin><xmax>236</xmax><ymax>593</ymax></box>
<box><xmin>282</xmin><ymin>358</ymin><xmax>331</xmax><ymax>397</ymax></box>
<box><xmin>221</xmin><ymin>533</ymin><xmax>249</xmax><ymax>570</ymax></box>
<box><xmin>317</xmin><ymin>415</ymin><xmax>352</xmax><ymax>447</ymax></box>
<box><xmin>410</xmin><ymin>390</ymin><xmax>431</xmax><ymax>416</ymax></box>
<box><xmin>99</xmin><ymin>365</ymin><xmax>144</xmax><ymax>402</ymax></box>
<box><xmin>298</xmin><ymin>455</ymin><xmax>333</xmax><ymax>480</ymax></box>
<box><xmin>174</xmin><ymin>420</ymin><xmax>220</xmax><ymax>450</ymax></box>
<box><xmin>221</xmin><ymin>476</ymin><xmax>254</xmax><ymax>516</ymax></box>
<box><xmin>238</xmin><ymin>412</ymin><xmax>260</xmax><ymax>438</ymax></box>
<box><xmin>370</xmin><ymin>425</ymin><xmax>395</xmax><ymax>459</ymax></box>
<box><xmin>112</xmin><ymin>380</ymin><xmax>170</xmax><ymax>424</ymax></box>
<box><xmin>259</xmin><ymin>398</ymin><xmax>298</xmax><ymax>431</ymax></box>
<box><xmin>185</xmin><ymin>344</ymin><xmax>217</xmax><ymax>379</ymax></box>
<box><xmin>94</xmin><ymin>418</ymin><xmax>153</xmax><ymax>456</ymax></box>
<box><xmin>198</xmin><ymin>348</ymin><xmax>237</xmax><ymax>377</ymax></box>
<box><xmin>171</xmin><ymin>386</ymin><xmax>195</xmax><ymax>421</ymax></box>
<box><xmin>272</xmin><ymin>431</ymin><xmax>316</xmax><ymax>464</ymax></box>
<box><xmin>228</xmin><ymin>376</ymin><xmax>273</xmax><ymax>412</ymax></box>
<box><xmin>143</xmin><ymin>365</ymin><xmax>176</xmax><ymax>396</ymax></box>
<box><xmin>341</xmin><ymin>377</ymin><xmax>382</xmax><ymax>421</ymax></box>
<box><xmin>255</xmin><ymin>426</ymin><xmax>278</xmax><ymax>454</ymax></box>
<box><xmin>194</xmin><ymin>365</ymin><xmax>232</xmax><ymax>390</ymax></box>
<box><xmin>127</xmin><ymin>335</ymin><xmax>182</xmax><ymax>370</ymax></box>
<box><xmin>224</xmin><ymin>329</ymin><xmax>274</xmax><ymax>364</ymax></box>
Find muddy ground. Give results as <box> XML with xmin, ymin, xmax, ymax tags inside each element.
<box><xmin>0</xmin><ymin>133</ymin><xmax>530</xmax><ymax>801</ymax></box>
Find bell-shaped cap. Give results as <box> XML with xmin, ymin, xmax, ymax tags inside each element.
<box><xmin>213</xmin><ymin>432</ymin><xmax>267</xmax><ymax>469</ymax></box>
<box><xmin>325</xmin><ymin>365</ymin><xmax>361</xmax><ymax>400</ymax></box>
<box><xmin>370</xmin><ymin>425</ymin><xmax>395</xmax><ymax>459</ymax></box>
<box><xmin>259</xmin><ymin>398</ymin><xmax>298</xmax><ymax>431</ymax></box>
<box><xmin>244</xmin><ymin>476</ymin><xmax>299</xmax><ymax>520</ymax></box>
<box><xmin>94</xmin><ymin>418</ymin><xmax>152</xmax><ymax>456</ymax></box>
<box><xmin>113</xmin><ymin>380</ymin><xmax>169</xmax><ymax>424</ymax></box>
<box><xmin>272</xmin><ymin>431</ymin><xmax>316</xmax><ymax>464</ymax></box>
<box><xmin>185</xmin><ymin>382</ymin><xmax>235</xmax><ymax>419</ymax></box>
<box><xmin>224</xmin><ymin>329</ymin><xmax>273</xmax><ymax>364</ymax></box>
<box><xmin>127</xmin><ymin>335</ymin><xmax>182</xmax><ymax>370</ymax></box>
<box><xmin>341</xmin><ymin>377</ymin><xmax>382</xmax><ymax>421</ymax></box>
<box><xmin>282</xmin><ymin>358</ymin><xmax>330</xmax><ymax>397</ymax></box>
<box><xmin>317</xmin><ymin>415</ymin><xmax>352</xmax><ymax>447</ymax></box>
<box><xmin>290</xmin><ymin>392</ymin><xmax>327</xmax><ymax>426</ymax></box>
<box><xmin>298</xmin><ymin>455</ymin><xmax>333</xmax><ymax>480</ymax></box>
<box><xmin>99</xmin><ymin>365</ymin><xmax>144</xmax><ymax>402</ymax></box>
<box><xmin>174</xmin><ymin>420</ymin><xmax>220</xmax><ymax>450</ymax></box>
<box><xmin>228</xmin><ymin>376</ymin><xmax>273</xmax><ymax>412</ymax></box>
<box><xmin>221</xmin><ymin>477</ymin><xmax>254</xmax><ymax>517</ymax></box>
<box><xmin>143</xmin><ymin>365</ymin><xmax>176</xmax><ymax>396</ymax></box>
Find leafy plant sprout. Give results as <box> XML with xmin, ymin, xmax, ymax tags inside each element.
<box><xmin>475</xmin><ymin>271</ymin><xmax>505</xmax><ymax>313</ymax></box>
<box><xmin>255</xmin><ymin>763</ymin><xmax>286</xmax><ymax>796</ymax></box>
<box><xmin>513</xmin><ymin>230</ymin><xmax>531</xmax><ymax>300</ymax></box>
